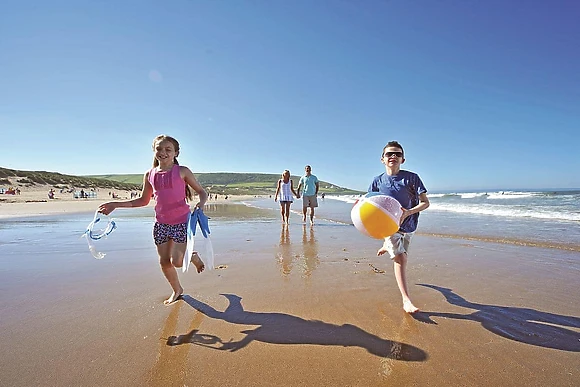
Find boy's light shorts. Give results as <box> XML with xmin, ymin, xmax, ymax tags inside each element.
<box><xmin>383</xmin><ymin>231</ymin><xmax>415</xmax><ymax>259</ymax></box>
<box><xmin>302</xmin><ymin>195</ymin><xmax>318</xmax><ymax>208</ymax></box>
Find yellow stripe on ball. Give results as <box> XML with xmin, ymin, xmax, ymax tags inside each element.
<box><xmin>358</xmin><ymin>201</ymin><xmax>399</xmax><ymax>238</ymax></box>
<box><xmin>351</xmin><ymin>194</ymin><xmax>402</xmax><ymax>239</ymax></box>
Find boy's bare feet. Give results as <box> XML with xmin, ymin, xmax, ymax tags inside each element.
<box><xmin>403</xmin><ymin>300</ymin><xmax>419</xmax><ymax>314</ymax></box>
<box><xmin>190</xmin><ymin>252</ymin><xmax>205</xmax><ymax>273</ymax></box>
<box><xmin>164</xmin><ymin>287</ymin><xmax>183</xmax><ymax>305</ymax></box>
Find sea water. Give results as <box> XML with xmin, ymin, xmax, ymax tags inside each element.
<box><xmin>243</xmin><ymin>189</ymin><xmax>580</xmax><ymax>252</ymax></box>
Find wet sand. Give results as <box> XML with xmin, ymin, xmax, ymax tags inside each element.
<box><xmin>0</xmin><ymin>204</ymin><xmax>579</xmax><ymax>386</ymax></box>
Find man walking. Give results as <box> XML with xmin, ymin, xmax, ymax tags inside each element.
<box><xmin>296</xmin><ymin>165</ymin><xmax>319</xmax><ymax>224</ymax></box>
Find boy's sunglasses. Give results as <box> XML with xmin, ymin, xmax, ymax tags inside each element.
<box><xmin>383</xmin><ymin>151</ymin><xmax>403</xmax><ymax>158</ymax></box>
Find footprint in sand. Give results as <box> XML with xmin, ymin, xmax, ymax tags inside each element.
<box><xmin>215</xmin><ymin>264</ymin><xmax>228</xmax><ymax>270</ymax></box>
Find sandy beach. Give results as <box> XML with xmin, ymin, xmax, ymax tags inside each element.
<box><xmin>1</xmin><ymin>196</ymin><xmax>579</xmax><ymax>386</ymax></box>
<box><xmin>0</xmin><ymin>184</ymin><xmax>256</xmax><ymax>218</ymax></box>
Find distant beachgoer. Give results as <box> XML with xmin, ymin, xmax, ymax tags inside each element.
<box><xmin>369</xmin><ymin>141</ymin><xmax>429</xmax><ymax>314</ymax></box>
<box><xmin>321</xmin><ymin>192</ymin><xmax>325</xmax><ymax>199</ymax></box>
<box><xmin>80</xmin><ymin>189</ymin><xmax>85</xmax><ymax>199</ymax></box>
<box><xmin>296</xmin><ymin>165</ymin><xmax>319</xmax><ymax>224</ymax></box>
<box><xmin>48</xmin><ymin>189</ymin><xmax>55</xmax><ymax>199</ymax></box>
<box><xmin>274</xmin><ymin>169</ymin><xmax>298</xmax><ymax>224</ymax></box>
<box><xmin>98</xmin><ymin>135</ymin><xmax>208</xmax><ymax>305</ymax></box>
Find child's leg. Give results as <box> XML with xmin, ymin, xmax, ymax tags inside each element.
<box><xmin>190</xmin><ymin>252</ymin><xmax>205</xmax><ymax>273</ymax></box>
<box><xmin>284</xmin><ymin>202</ymin><xmax>291</xmax><ymax>223</ymax></box>
<box><xmin>156</xmin><ymin>241</ymin><xmax>183</xmax><ymax>305</ymax></box>
<box><xmin>393</xmin><ymin>253</ymin><xmax>419</xmax><ymax>313</ymax></box>
<box><xmin>171</xmin><ymin>241</ymin><xmax>204</xmax><ymax>273</ymax></box>
<box><xmin>378</xmin><ymin>233</ymin><xmax>419</xmax><ymax>313</ymax></box>
<box><xmin>280</xmin><ymin>204</ymin><xmax>286</xmax><ymax>223</ymax></box>
<box><xmin>170</xmin><ymin>241</ymin><xmax>186</xmax><ymax>268</ymax></box>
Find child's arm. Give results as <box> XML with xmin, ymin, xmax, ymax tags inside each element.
<box><xmin>400</xmin><ymin>192</ymin><xmax>430</xmax><ymax>223</ymax></box>
<box><xmin>98</xmin><ymin>172</ymin><xmax>153</xmax><ymax>215</ymax></box>
<box><xmin>274</xmin><ymin>180</ymin><xmax>281</xmax><ymax>201</ymax></box>
<box><xmin>181</xmin><ymin>166</ymin><xmax>208</xmax><ymax>208</ymax></box>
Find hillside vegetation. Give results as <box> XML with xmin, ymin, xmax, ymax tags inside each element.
<box><xmin>1</xmin><ymin>167</ymin><xmax>362</xmax><ymax>196</ymax></box>
<box><xmin>90</xmin><ymin>172</ymin><xmax>363</xmax><ymax>196</ymax></box>
<box><xmin>0</xmin><ymin>167</ymin><xmax>141</xmax><ymax>191</ymax></box>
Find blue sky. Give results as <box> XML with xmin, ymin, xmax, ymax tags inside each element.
<box><xmin>1</xmin><ymin>0</ymin><xmax>579</xmax><ymax>192</ymax></box>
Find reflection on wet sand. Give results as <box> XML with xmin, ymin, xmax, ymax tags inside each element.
<box><xmin>276</xmin><ymin>225</ymin><xmax>320</xmax><ymax>277</ymax></box>
<box><xmin>301</xmin><ymin>225</ymin><xmax>319</xmax><ymax>277</ymax></box>
<box><xmin>277</xmin><ymin>224</ymin><xmax>293</xmax><ymax>275</ymax></box>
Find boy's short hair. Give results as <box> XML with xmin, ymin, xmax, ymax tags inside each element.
<box><xmin>382</xmin><ymin>141</ymin><xmax>404</xmax><ymax>156</ymax></box>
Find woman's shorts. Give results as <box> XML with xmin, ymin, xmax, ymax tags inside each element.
<box><xmin>382</xmin><ymin>231</ymin><xmax>415</xmax><ymax>259</ymax></box>
<box><xmin>279</xmin><ymin>200</ymin><xmax>293</xmax><ymax>205</ymax></box>
<box><xmin>153</xmin><ymin>222</ymin><xmax>187</xmax><ymax>245</ymax></box>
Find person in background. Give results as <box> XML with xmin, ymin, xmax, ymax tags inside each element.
<box><xmin>296</xmin><ymin>165</ymin><xmax>319</xmax><ymax>224</ymax></box>
<box><xmin>274</xmin><ymin>169</ymin><xmax>298</xmax><ymax>224</ymax></box>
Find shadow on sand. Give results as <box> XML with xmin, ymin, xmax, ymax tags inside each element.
<box><xmin>169</xmin><ymin>294</ymin><xmax>427</xmax><ymax>361</ymax></box>
<box><xmin>413</xmin><ymin>284</ymin><xmax>580</xmax><ymax>352</ymax></box>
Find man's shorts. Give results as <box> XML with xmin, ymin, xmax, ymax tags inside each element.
<box><xmin>382</xmin><ymin>231</ymin><xmax>415</xmax><ymax>259</ymax></box>
<box><xmin>153</xmin><ymin>222</ymin><xmax>187</xmax><ymax>245</ymax></box>
<box><xmin>302</xmin><ymin>195</ymin><xmax>318</xmax><ymax>208</ymax></box>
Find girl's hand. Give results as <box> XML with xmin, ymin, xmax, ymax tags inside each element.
<box><xmin>194</xmin><ymin>202</ymin><xmax>204</xmax><ymax>209</ymax></box>
<box><xmin>98</xmin><ymin>202</ymin><xmax>116</xmax><ymax>215</ymax></box>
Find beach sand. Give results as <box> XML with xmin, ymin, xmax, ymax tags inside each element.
<box><xmin>0</xmin><ymin>201</ymin><xmax>579</xmax><ymax>386</ymax></box>
<box><xmin>0</xmin><ymin>183</ymin><xmax>256</xmax><ymax>218</ymax></box>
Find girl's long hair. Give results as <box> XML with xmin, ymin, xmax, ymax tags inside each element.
<box><xmin>152</xmin><ymin>135</ymin><xmax>193</xmax><ymax>201</ymax></box>
<box><xmin>281</xmin><ymin>169</ymin><xmax>291</xmax><ymax>182</ymax></box>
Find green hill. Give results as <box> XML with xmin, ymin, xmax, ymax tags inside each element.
<box><xmin>0</xmin><ymin>167</ymin><xmax>362</xmax><ymax>196</ymax></box>
<box><xmin>90</xmin><ymin>172</ymin><xmax>363</xmax><ymax>196</ymax></box>
<box><xmin>0</xmin><ymin>167</ymin><xmax>141</xmax><ymax>191</ymax></box>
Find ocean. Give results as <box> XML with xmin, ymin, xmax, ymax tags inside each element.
<box><xmin>243</xmin><ymin>189</ymin><xmax>580</xmax><ymax>252</ymax></box>
<box><xmin>1</xmin><ymin>188</ymin><xmax>578</xmax><ymax>271</ymax></box>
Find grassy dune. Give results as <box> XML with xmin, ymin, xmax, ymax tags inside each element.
<box><xmin>91</xmin><ymin>172</ymin><xmax>363</xmax><ymax>196</ymax></box>
<box><xmin>1</xmin><ymin>167</ymin><xmax>362</xmax><ymax>196</ymax></box>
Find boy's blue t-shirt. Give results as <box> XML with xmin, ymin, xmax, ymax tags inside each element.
<box><xmin>368</xmin><ymin>170</ymin><xmax>427</xmax><ymax>233</ymax></box>
<box><xmin>299</xmin><ymin>174</ymin><xmax>319</xmax><ymax>196</ymax></box>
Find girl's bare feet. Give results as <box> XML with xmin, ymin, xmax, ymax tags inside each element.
<box><xmin>403</xmin><ymin>300</ymin><xmax>419</xmax><ymax>314</ymax></box>
<box><xmin>164</xmin><ymin>287</ymin><xmax>183</xmax><ymax>305</ymax></box>
<box><xmin>190</xmin><ymin>252</ymin><xmax>205</xmax><ymax>273</ymax></box>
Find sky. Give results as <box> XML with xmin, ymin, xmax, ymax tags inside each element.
<box><xmin>1</xmin><ymin>0</ymin><xmax>579</xmax><ymax>192</ymax></box>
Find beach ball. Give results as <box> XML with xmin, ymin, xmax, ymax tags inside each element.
<box><xmin>351</xmin><ymin>193</ymin><xmax>402</xmax><ymax>239</ymax></box>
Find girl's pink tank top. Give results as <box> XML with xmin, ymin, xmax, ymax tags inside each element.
<box><xmin>147</xmin><ymin>164</ymin><xmax>190</xmax><ymax>224</ymax></box>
